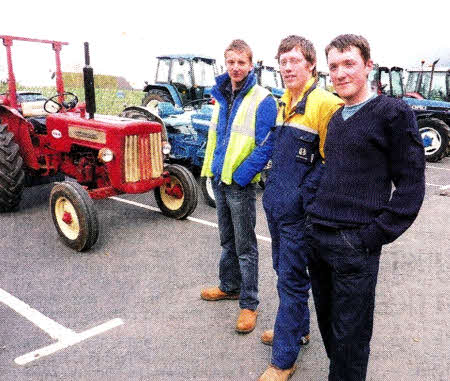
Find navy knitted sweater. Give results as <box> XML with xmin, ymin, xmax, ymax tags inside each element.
<box><xmin>307</xmin><ymin>95</ymin><xmax>425</xmax><ymax>250</ymax></box>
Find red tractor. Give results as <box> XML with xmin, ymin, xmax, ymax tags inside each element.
<box><xmin>0</xmin><ymin>36</ymin><xmax>198</xmax><ymax>251</ymax></box>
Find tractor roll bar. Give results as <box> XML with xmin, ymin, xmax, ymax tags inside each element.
<box><xmin>0</xmin><ymin>35</ymin><xmax>68</xmax><ymax>108</ymax></box>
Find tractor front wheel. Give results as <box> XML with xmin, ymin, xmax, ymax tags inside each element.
<box><xmin>0</xmin><ymin>123</ymin><xmax>25</xmax><ymax>212</ymax></box>
<box><xmin>200</xmin><ymin>177</ymin><xmax>216</xmax><ymax>208</ymax></box>
<box><xmin>154</xmin><ymin>164</ymin><xmax>198</xmax><ymax>219</ymax></box>
<box><xmin>142</xmin><ymin>89</ymin><xmax>173</xmax><ymax>106</ymax></box>
<box><xmin>50</xmin><ymin>181</ymin><xmax>99</xmax><ymax>251</ymax></box>
<box><xmin>419</xmin><ymin>118</ymin><xmax>450</xmax><ymax>162</ymax></box>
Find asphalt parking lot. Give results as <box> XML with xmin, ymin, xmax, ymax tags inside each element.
<box><xmin>1</xmin><ymin>157</ymin><xmax>449</xmax><ymax>381</ymax></box>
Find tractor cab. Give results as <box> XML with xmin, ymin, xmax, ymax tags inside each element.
<box><xmin>143</xmin><ymin>55</ymin><xmax>218</xmax><ymax>108</ymax></box>
<box><xmin>405</xmin><ymin>63</ymin><xmax>450</xmax><ymax>102</ymax></box>
<box><xmin>368</xmin><ymin>64</ymin><xmax>404</xmax><ymax>97</ymax></box>
<box><xmin>255</xmin><ymin>62</ymin><xmax>285</xmax><ymax>98</ymax></box>
<box><xmin>317</xmin><ymin>72</ymin><xmax>333</xmax><ymax>92</ymax></box>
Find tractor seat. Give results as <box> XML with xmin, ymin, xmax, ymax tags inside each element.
<box><xmin>28</xmin><ymin>117</ymin><xmax>47</xmax><ymax>135</ymax></box>
<box><xmin>21</xmin><ymin>100</ymin><xmax>50</xmax><ymax>117</ymax></box>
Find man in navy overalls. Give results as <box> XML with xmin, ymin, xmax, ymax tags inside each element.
<box><xmin>258</xmin><ymin>35</ymin><xmax>342</xmax><ymax>381</ymax></box>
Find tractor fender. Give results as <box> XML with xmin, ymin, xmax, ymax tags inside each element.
<box><xmin>142</xmin><ymin>84</ymin><xmax>182</xmax><ymax>107</ymax></box>
<box><xmin>121</xmin><ymin>105</ymin><xmax>168</xmax><ymax>141</ymax></box>
<box><xmin>0</xmin><ymin>105</ymin><xmax>40</xmax><ymax>169</ymax></box>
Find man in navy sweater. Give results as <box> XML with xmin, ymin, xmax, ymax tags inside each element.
<box><xmin>305</xmin><ymin>34</ymin><xmax>425</xmax><ymax>381</ymax></box>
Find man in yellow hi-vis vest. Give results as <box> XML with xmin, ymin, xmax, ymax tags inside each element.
<box><xmin>200</xmin><ymin>39</ymin><xmax>277</xmax><ymax>334</ymax></box>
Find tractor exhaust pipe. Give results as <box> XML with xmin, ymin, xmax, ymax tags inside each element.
<box><xmin>428</xmin><ymin>58</ymin><xmax>440</xmax><ymax>98</ymax></box>
<box><xmin>83</xmin><ymin>42</ymin><xmax>96</xmax><ymax>119</ymax></box>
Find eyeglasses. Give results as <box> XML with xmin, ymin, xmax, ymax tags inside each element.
<box><xmin>279</xmin><ymin>58</ymin><xmax>303</xmax><ymax>67</ymax></box>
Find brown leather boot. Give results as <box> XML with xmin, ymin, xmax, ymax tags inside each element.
<box><xmin>261</xmin><ymin>329</ymin><xmax>310</xmax><ymax>346</ymax></box>
<box><xmin>258</xmin><ymin>364</ymin><xmax>297</xmax><ymax>381</ymax></box>
<box><xmin>235</xmin><ymin>309</ymin><xmax>258</xmax><ymax>333</ymax></box>
<box><xmin>200</xmin><ymin>286</ymin><xmax>239</xmax><ymax>301</ymax></box>
<box><xmin>261</xmin><ymin>329</ymin><xmax>274</xmax><ymax>345</ymax></box>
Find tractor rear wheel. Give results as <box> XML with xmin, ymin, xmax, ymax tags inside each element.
<box><xmin>142</xmin><ymin>89</ymin><xmax>173</xmax><ymax>106</ymax></box>
<box><xmin>419</xmin><ymin>118</ymin><xmax>450</xmax><ymax>162</ymax></box>
<box><xmin>50</xmin><ymin>181</ymin><xmax>99</xmax><ymax>251</ymax></box>
<box><xmin>154</xmin><ymin>164</ymin><xmax>198</xmax><ymax>219</ymax></box>
<box><xmin>200</xmin><ymin>177</ymin><xmax>216</xmax><ymax>208</ymax></box>
<box><xmin>0</xmin><ymin>123</ymin><xmax>25</xmax><ymax>212</ymax></box>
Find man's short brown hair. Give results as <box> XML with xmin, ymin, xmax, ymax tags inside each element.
<box><xmin>325</xmin><ymin>34</ymin><xmax>371</xmax><ymax>63</ymax></box>
<box><xmin>276</xmin><ymin>35</ymin><xmax>317</xmax><ymax>76</ymax></box>
<box><xmin>224</xmin><ymin>39</ymin><xmax>253</xmax><ymax>63</ymax></box>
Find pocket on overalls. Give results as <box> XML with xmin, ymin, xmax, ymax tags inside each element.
<box><xmin>294</xmin><ymin>131</ymin><xmax>319</xmax><ymax>165</ymax></box>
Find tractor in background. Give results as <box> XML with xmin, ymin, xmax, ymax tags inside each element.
<box><xmin>255</xmin><ymin>61</ymin><xmax>284</xmax><ymax>98</ymax></box>
<box><xmin>142</xmin><ymin>55</ymin><xmax>218</xmax><ymax>108</ymax></box>
<box><xmin>127</xmin><ymin>61</ymin><xmax>284</xmax><ymax>208</ymax></box>
<box><xmin>0</xmin><ymin>35</ymin><xmax>198</xmax><ymax>251</ymax></box>
<box><xmin>367</xmin><ymin>62</ymin><xmax>449</xmax><ymax>162</ymax></box>
<box><xmin>403</xmin><ymin>61</ymin><xmax>450</xmax><ymax>162</ymax></box>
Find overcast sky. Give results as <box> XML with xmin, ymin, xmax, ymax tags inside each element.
<box><xmin>1</xmin><ymin>0</ymin><xmax>449</xmax><ymax>88</ymax></box>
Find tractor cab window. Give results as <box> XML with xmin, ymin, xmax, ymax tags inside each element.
<box><xmin>390</xmin><ymin>70</ymin><xmax>404</xmax><ymax>97</ymax></box>
<box><xmin>418</xmin><ymin>72</ymin><xmax>432</xmax><ymax>98</ymax></box>
<box><xmin>171</xmin><ymin>59</ymin><xmax>192</xmax><ymax>88</ymax></box>
<box><xmin>368</xmin><ymin>67</ymin><xmax>378</xmax><ymax>93</ymax></box>
<box><xmin>406</xmin><ymin>71</ymin><xmax>420</xmax><ymax>94</ymax></box>
<box><xmin>156</xmin><ymin>59</ymin><xmax>171</xmax><ymax>83</ymax></box>
<box><xmin>428</xmin><ymin>71</ymin><xmax>447</xmax><ymax>101</ymax></box>
<box><xmin>260</xmin><ymin>67</ymin><xmax>277</xmax><ymax>89</ymax></box>
<box><xmin>446</xmin><ymin>71</ymin><xmax>450</xmax><ymax>100</ymax></box>
<box><xmin>379</xmin><ymin>68</ymin><xmax>391</xmax><ymax>95</ymax></box>
<box><xmin>318</xmin><ymin>74</ymin><xmax>327</xmax><ymax>90</ymax></box>
<box><xmin>192</xmin><ymin>59</ymin><xmax>216</xmax><ymax>87</ymax></box>
<box><xmin>275</xmin><ymin>71</ymin><xmax>284</xmax><ymax>88</ymax></box>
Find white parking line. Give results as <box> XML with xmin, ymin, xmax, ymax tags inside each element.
<box><xmin>0</xmin><ymin>288</ymin><xmax>76</xmax><ymax>341</ymax></box>
<box><xmin>0</xmin><ymin>288</ymin><xmax>123</xmax><ymax>365</ymax></box>
<box><xmin>427</xmin><ymin>165</ymin><xmax>450</xmax><ymax>171</ymax></box>
<box><xmin>426</xmin><ymin>182</ymin><xmax>445</xmax><ymax>187</ymax></box>
<box><xmin>14</xmin><ymin>319</ymin><xmax>123</xmax><ymax>365</ymax></box>
<box><xmin>110</xmin><ymin>196</ymin><xmax>272</xmax><ymax>243</ymax></box>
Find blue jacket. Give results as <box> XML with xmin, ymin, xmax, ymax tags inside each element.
<box><xmin>210</xmin><ymin>70</ymin><xmax>277</xmax><ymax>186</ymax></box>
<box><xmin>263</xmin><ymin>79</ymin><xmax>343</xmax><ymax>221</ymax></box>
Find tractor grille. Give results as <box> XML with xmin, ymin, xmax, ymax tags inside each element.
<box><xmin>124</xmin><ymin>133</ymin><xmax>163</xmax><ymax>182</ymax></box>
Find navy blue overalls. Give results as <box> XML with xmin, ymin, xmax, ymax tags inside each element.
<box><xmin>262</xmin><ymin>83</ymin><xmax>322</xmax><ymax>369</ymax></box>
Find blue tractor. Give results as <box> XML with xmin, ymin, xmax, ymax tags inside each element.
<box><xmin>125</xmin><ymin>65</ymin><xmax>287</xmax><ymax>207</ymax></box>
<box><xmin>254</xmin><ymin>61</ymin><xmax>284</xmax><ymax>98</ymax></box>
<box><xmin>142</xmin><ymin>55</ymin><xmax>218</xmax><ymax>108</ymax></box>
<box><xmin>403</xmin><ymin>62</ymin><xmax>450</xmax><ymax>162</ymax></box>
<box><xmin>368</xmin><ymin>62</ymin><xmax>450</xmax><ymax>162</ymax></box>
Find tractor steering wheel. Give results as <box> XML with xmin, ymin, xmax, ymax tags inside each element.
<box><xmin>184</xmin><ymin>97</ymin><xmax>212</xmax><ymax>110</ymax></box>
<box><xmin>44</xmin><ymin>92</ymin><xmax>79</xmax><ymax>113</ymax></box>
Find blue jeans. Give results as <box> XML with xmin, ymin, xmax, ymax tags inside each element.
<box><xmin>305</xmin><ymin>221</ymin><xmax>381</xmax><ymax>381</ymax></box>
<box><xmin>212</xmin><ymin>178</ymin><xmax>259</xmax><ymax>311</ymax></box>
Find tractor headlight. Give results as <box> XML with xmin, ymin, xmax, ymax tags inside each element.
<box><xmin>162</xmin><ymin>142</ymin><xmax>171</xmax><ymax>155</ymax></box>
<box><xmin>98</xmin><ymin>148</ymin><xmax>114</xmax><ymax>163</ymax></box>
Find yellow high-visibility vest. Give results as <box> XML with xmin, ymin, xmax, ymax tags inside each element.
<box><xmin>201</xmin><ymin>85</ymin><xmax>271</xmax><ymax>184</ymax></box>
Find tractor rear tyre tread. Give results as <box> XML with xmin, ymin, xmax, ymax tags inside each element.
<box><xmin>142</xmin><ymin>89</ymin><xmax>173</xmax><ymax>106</ymax></box>
<box><xmin>0</xmin><ymin>123</ymin><xmax>25</xmax><ymax>212</ymax></box>
<box><xmin>419</xmin><ymin>118</ymin><xmax>450</xmax><ymax>163</ymax></box>
<box><xmin>155</xmin><ymin>164</ymin><xmax>198</xmax><ymax>219</ymax></box>
<box><xmin>50</xmin><ymin>181</ymin><xmax>99</xmax><ymax>251</ymax></box>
